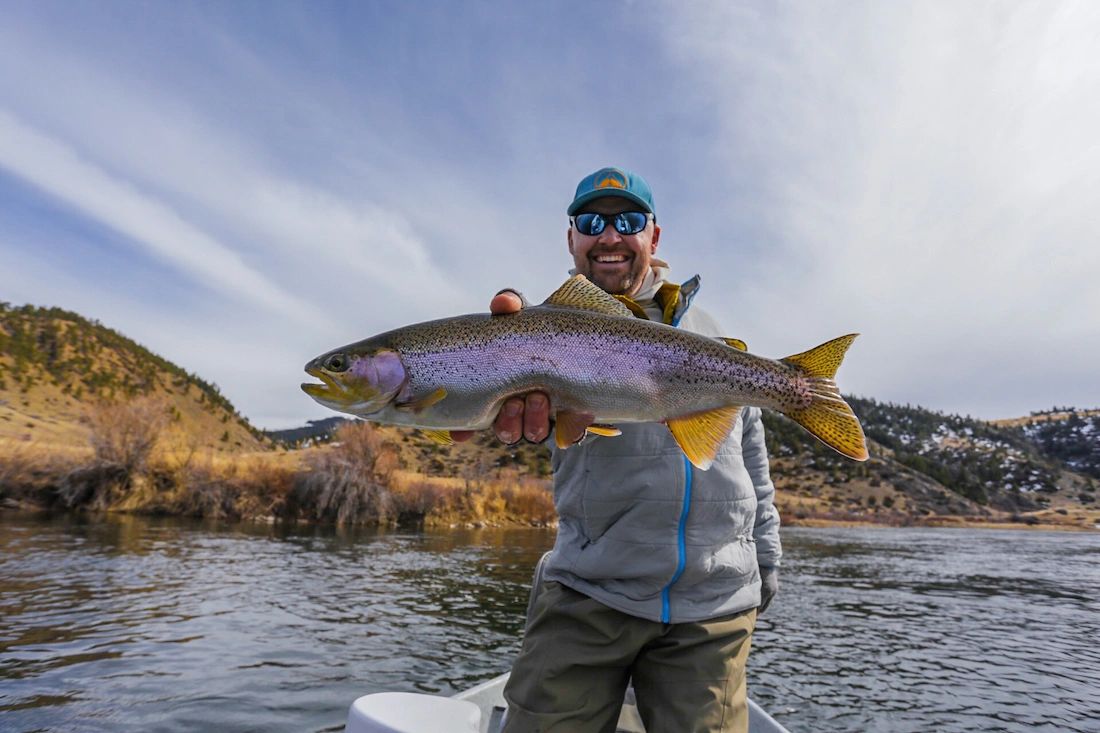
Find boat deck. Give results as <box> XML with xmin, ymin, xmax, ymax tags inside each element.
<box><xmin>453</xmin><ymin>672</ymin><xmax>789</xmax><ymax>733</ymax></box>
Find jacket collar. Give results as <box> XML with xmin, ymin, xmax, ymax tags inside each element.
<box><xmin>567</xmin><ymin>259</ymin><xmax>701</xmax><ymax>326</ymax></box>
<box><xmin>614</xmin><ymin>272</ymin><xmax>701</xmax><ymax>326</ymax></box>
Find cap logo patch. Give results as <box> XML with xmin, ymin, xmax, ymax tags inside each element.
<box><xmin>594</xmin><ymin>170</ymin><xmax>627</xmax><ymax>190</ymax></box>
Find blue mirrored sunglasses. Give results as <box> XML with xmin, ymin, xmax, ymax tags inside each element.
<box><xmin>570</xmin><ymin>211</ymin><xmax>653</xmax><ymax>236</ymax></box>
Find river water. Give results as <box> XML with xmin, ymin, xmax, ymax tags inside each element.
<box><xmin>1</xmin><ymin>515</ymin><xmax>1097</xmax><ymax>733</ymax></box>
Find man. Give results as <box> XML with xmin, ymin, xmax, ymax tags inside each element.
<box><xmin>480</xmin><ymin>167</ymin><xmax>781</xmax><ymax>733</ymax></box>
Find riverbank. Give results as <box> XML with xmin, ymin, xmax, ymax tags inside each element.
<box><xmin>3</xmin><ymin>422</ymin><xmax>1097</xmax><ymax>532</ymax></box>
<box><xmin>0</xmin><ymin>422</ymin><xmax>556</xmax><ymax>528</ymax></box>
<box><xmin>783</xmin><ymin>512</ymin><xmax>1100</xmax><ymax>532</ymax></box>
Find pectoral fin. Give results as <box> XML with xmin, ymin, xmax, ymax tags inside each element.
<box><xmin>395</xmin><ymin>387</ymin><xmax>447</xmax><ymax>413</ymax></box>
<box><xmin>585</xmin><ymin>424</ymin><xmax>622</xmax><ymax>438</ymax></box>
<box><xmin>666</xmin><ymin>406</ymin><xmax>742</xmax><ymax>470</ymax></box>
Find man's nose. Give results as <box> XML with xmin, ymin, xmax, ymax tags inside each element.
<box><xmin>596</xmin><ymin>223</ymin><xmax>623</xmax><ymax>244</ymax></box>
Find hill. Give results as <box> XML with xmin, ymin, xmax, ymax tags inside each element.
<box><xmin>996</xmin><ymin>407</ymin><xmax>1100</xmax><ymax>480</ymax></box>
<box><xmin>0</xmin><ymin>303</ymin><xmax>266</xmax><ymax>453</ymax></box>
<box><xmin>758</xmin><ymin>398</ymin><xmax>1097</xmax><ymax>526</ymax></box>
<box><xmin>274</xmin><ymin>400</ymin><xmax>1099</xmax><ymax>528</ymax></box>
<box><xmin>2</xmin><ymin>301</ymin><xmax>1095</xmax><ymax>529</ymax></box>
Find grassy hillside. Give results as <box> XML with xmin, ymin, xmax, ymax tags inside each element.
<box><xmin>0</xmin><ymin>303</ymin><xmax>265</xmax><ymax>452</ymax></box>
<box><xmin>2</xmin><ymin>300</ymin><xmax>1096</xmax><ymax>529</ymax></box>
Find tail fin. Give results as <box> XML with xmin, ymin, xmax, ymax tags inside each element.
<box><xmin>781</xmin><ymin>334</ymin><xmax>869</xmax><ymax>461</ymax></box>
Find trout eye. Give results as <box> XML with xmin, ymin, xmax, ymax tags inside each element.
<box><xmin>324</xmin><ymin>353</ymin><xmax>348</xmax><ymax>372</ymax></box>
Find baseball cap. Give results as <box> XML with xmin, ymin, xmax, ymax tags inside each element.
<box><xmin>567</xmin><ymin>167</ymin><xmax>655</xmax><ymax>216</ymax></box>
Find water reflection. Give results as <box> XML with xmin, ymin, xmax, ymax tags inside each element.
<box><xmin>1</xmin><ymin>515</ymin><xmax>553</xmax><ymax>732</ymax></box>
<box><xmin>2</xmin><ymin>517</ymin><xmax>1099</xmax><ymax>732</ymax></box>
<box><xmin>749</xmin><ymin>527</ymin><xmax>1100</xmax><ymax>732</ymax></box>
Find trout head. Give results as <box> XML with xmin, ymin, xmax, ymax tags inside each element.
<box><xmin>301</xmin><ymin>347</ymin><xmax>407</xmax><ymax>415</ymax></box>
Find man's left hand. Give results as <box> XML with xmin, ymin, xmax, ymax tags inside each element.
<box><xmin>758</xmin><ymin>566</ymin><xmax>779</xmax><ymax>615</ymax></box>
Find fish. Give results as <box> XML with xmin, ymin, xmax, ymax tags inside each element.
<box><xmin>302</xmin><ymin>275</ymin><xmax>868</xmax><ymax>469</ymax></box>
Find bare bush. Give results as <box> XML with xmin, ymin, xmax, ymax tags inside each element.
<box><xmin>172</xmin><ymin>459</ymin><xmax>238</xmax><ymax>519</ymax></box>
<box><xmin>86</xmin><ymin>397</ymin><xmax>169</xmax><ymax>474</ymax></box>
<box><xmin>294</xmin><ymin>421</ymin><xmax>399</xmax><ymax>525</ymax></box>
<box><xmin>56</xmin><ymin>463</ymin><xmax>130</xmax><ymax>510</ymax></box>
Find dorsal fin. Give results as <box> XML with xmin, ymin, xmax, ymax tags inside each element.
<box><xmin>542</xmin><ymin>275</ymin><xmax>634</xmax><ymax>317</ymax></box>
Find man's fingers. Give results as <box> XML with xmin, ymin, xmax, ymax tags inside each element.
<box><xmin>487</xmin><ymin>290</ymin><xmax>530</xmax><ymax>444</ymax></box>
<box><xmin>524</xmin><ymin>392</ymin><xmax>551</xmax><ymax>443</ymax></box>
<box><xmin>490</xmin><ymin>290</ymin><xmax>524</xmax><ymax>315</ymax></box>
<box><xmin>494</xmin><ymin>397</ymin><xmax>525</xmax><ymax>444</ymax></box>
<box><xmin>450</xmin><ymin>430</ymin><xmax>475</xmax><ymax>443</ymax></box>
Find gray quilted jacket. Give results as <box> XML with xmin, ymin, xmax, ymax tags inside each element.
<box><xmin>543</xmin><ymin>277</ymin><xmax>782</xmax><ymax>623</ymax></box>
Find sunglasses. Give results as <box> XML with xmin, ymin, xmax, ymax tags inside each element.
<box><xmin>570</xmin><ymin>211</ymin><xmax>653</xmax><ymax>236</ymax></box>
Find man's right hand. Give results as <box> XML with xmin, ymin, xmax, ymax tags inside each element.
<box><xmin>452</xmin><ymin>290</ymin><xmax>551</xmax><ymax>445</ymax></box>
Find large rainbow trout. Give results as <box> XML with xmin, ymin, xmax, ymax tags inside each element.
<box><xmin>302</xmin><ymin>275</ymin><xmax>868</xmax><ymax>469</ymax></box>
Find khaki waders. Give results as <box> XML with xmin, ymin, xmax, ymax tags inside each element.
<box><xmin>502</xmin><ymin>581</ymin><xmax>756</xmax><ymax>733</ymax></box>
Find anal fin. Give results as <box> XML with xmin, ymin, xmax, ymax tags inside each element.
<box><xmin>666</xmin><ymin>406</ymin><xmax>742</xmax><ymax>470</ymax></box>
<box><xmin>585</xmin><ymin>424</ymin><xmax>622</xmax><ymax>438</ymax></box>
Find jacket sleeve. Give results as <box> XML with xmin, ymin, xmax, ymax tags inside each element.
<box><xmin>742</xmin><ymin>406</ymin><xmax>782</xmax><ymax>568</ymax></box>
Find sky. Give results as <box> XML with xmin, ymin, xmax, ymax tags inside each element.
<box><xmin>1</xmin><ymin>1</ymin><xmax>1097</xmax><ymax>429</ymax></box>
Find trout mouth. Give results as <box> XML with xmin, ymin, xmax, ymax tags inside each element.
<box><xmin>301</xmin><ymin>351</ymin><xmax>405</xmax><ymax>415</ymax></box>
<box><xmin>301</xmin><ymin>365</ymin><xmax>348</xmax><ymax>403</ymax></box>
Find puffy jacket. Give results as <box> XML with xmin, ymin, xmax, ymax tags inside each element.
<box><xmin>543</xmin><ymin>276</ymin><xmax>781</xmax><ymax>623</ymax></box>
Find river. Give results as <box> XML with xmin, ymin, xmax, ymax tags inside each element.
<box><xmin>1</xmin><ymin>515</ymin><xmax>1097</xmax><ymax>732</ymax></box>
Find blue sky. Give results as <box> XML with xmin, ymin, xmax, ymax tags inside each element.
<box><xmin>2</xmin><ymin>2</ymin><xmax>1097</xmax><ymax>429</ymax></box>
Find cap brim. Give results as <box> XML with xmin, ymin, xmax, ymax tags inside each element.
<box><xmin>567</xmin><ymin>190</ymin><xmax>653</xmax><ymax>216</ymax></box>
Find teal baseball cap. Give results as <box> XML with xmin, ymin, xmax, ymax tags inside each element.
<box><xmin>567</xmin><ymin>167</ymin><xmax>655</xmax><ymax>216</ymax></box>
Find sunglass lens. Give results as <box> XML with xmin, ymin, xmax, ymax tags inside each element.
<box><xmin>614</xmin><ymin>212</ymin><xmax>649</xmax><ymax>235</ymax></box>
<box><xmin>575</xmin><ymin>213</ymin><xmax>605</xmax><ymax>236</ymax></box>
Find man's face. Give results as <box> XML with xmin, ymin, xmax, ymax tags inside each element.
<box><xmin>567</xmin><ymin>197</ymin><xmax>661</xmax><ymax>296</ymax></box>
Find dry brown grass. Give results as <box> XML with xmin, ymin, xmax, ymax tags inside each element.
<box><xmin>0</xmin><ymin>439</ymin><xmax>80</xmax><ymax>501</ymax></box>
<box><xmin>389</xmin><ymin>468</ymin><xmax>554</xmax><ymax>526</ymax></box>
<box><xmin>1</xmin><ymin>415</ymin><xmax>555</xmax><ymax>526</ymax></box>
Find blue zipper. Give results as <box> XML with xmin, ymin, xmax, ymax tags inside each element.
<box><xmin>660</xmin><ymin>454</ymin><xmax>693</xmax><ymax>623</ymax></box>
<box><xmin>661</xmin><ymin>292</ymin><xmax>692</xmax><ymax>623</ymax></box>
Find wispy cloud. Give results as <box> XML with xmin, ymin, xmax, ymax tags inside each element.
<box><xmin>0</xmin><ymin>108</ymin><xmax>327</xmax><ymax>324</ymax></box>
<box><xmin>1</xmin><ymin>2</ymin><xmax>1097</xmax><ymax>426</ymax></box>
<box><xmin>655</xmin><ymin>1</ymin><xmax>1100</xmax><ymax>417</ymax></box>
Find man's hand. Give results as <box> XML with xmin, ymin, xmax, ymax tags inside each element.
<box><xmin>451</xmin><ymin>290</ymin><xmax>551</xmax><ymax>445</ymax></box>
<box><xmin>758</xmin><ymin>566</ymin><xmax>779</xmax><ymax>615</ymax></box>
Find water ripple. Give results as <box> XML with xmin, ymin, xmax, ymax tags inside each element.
<box><xmin>2</xmin><ymin>517</ymin><xmax>1098</xmax><ymax>732</ymax></box>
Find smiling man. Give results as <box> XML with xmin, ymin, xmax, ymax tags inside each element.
<box><xmin>566</xmin><ymin>167</ymin><xmax>661</xmax><ymax>297</ymax></box>
<box><xmin>489</xmin><ymin>168</ymin><xmax>782</xmax><ymax>733</ymax></box>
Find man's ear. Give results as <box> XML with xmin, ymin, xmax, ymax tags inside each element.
<box><xmin>651</xmin><ymin>223</ymin><xmax>661</xmax><ymax>253</ymax></box>
<box><xmin>567</xmin><ymin>227</ymin><xmax>575</xmax><ymax>255</ymax></box>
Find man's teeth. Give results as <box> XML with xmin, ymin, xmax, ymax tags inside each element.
<box><xmin>594</xmin><ymin>254</ymin><xmax>628</xmax><ymax>263</ymax></box>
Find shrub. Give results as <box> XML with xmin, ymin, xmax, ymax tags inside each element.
<box><xmin>85</xmin><ymin>396</ymin><xmax>169</xmax><ymax>474</ymax></box>
<box><xmin>293</xmin><ymin>422</ymin><xmax>399</xmax><ymax>525</ymax></box>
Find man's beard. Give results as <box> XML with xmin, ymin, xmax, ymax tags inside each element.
<box><xmin>585</xmin><ymin>264</ymin><xmax>641</xmax><ymax>296</ymax></box>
